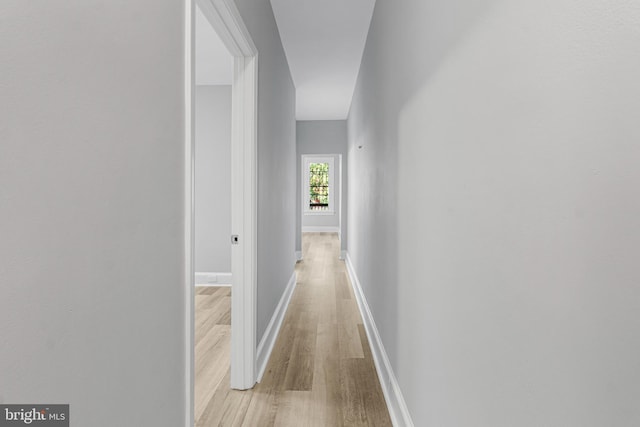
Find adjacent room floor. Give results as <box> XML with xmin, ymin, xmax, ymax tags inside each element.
<box><xmin>195</xmin><ymin>232</ymin><xmax>392</xmax><ymax>426</ymax></box>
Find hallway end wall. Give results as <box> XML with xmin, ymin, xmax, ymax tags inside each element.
<box><xmin>296</xmin><ymin>120</ymin><xmax>348</xmax><ymax>255</ymax></box>
<box><xmin>347</xmin><ymin>0</ymin><xmax>640</xmax><ymax>425</ymax></box>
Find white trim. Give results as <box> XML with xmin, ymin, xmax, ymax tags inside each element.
<box><xmin>195</xmin><ymin>283</ymin><xmax>232</xmax><ymax>288</ymax></box>
<box><xmin>229</xmin><ymin>53</ymin><xmax>258</xmax><ymax>391</ymax></box>
<box><xmin>339</xmin><ymin>250</ymin><xmax>347</xmax><ymax>260</ymax></box>
<box><xmin>256</xmin><ymin>271</ymin><xmax>297</xmax><ymax>382</ymax></box>
<box><xmin>338</xmin><ymin>153</ymin><xmax>344</xmax><ymax>252</ymax></box>
<box><xmin>195</xmin><ymin>272</ymin><xmax>233</xmax><ymax>285</ymax></box>
<box><xmin>303</xmin><ymin>211</ymin><xmax>336</xmax><ymax>216</ymax></box>
<box><xmin>345</xmin><ymin>253</ymin><xmax>415</xmax><ymax>427</ymax></box>
<box><xmin>197</xmin><ymin>0</ymin><xmax>257</xmax><ymax>56</ymax></box>
<box><xmin>194</xmin><ymin>0</ymin><xmax>258</xmax><ymax>391</ymax></box>
<box><xmin>183</xmin><ymin>1</ymin><xmax>195</xmax><ymax>426</ymax></box>
<box><xmin>302</xmin><ymin>226</ymin><xmax>340</xmax><ymax>233</ymax></box>
<box><xmin>295</xmin><ymin>251</ymin><xmax>303</xmax><ymax>262</ymax></box>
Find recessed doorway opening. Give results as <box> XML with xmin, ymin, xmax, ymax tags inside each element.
<box><xmin>185</xmin><ymin>0</ymin><xmax>258</xmax><ymax>425</ymax></box>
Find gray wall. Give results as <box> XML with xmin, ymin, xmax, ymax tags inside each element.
<box><xmin>0</xmin><ymin>1</ymin><xmax>186</xmax><ymax>426</ymax></box>
<box><xmin>235</xmin><ymin>0</ymin><xmax>297</xmax><ymax>342</ymax></box>
<box><xmin>195</xmin><ymin>85</ymin><xmax>231</xmax><ymax>273</ymax></box>
<box><xmin>348</xmin><ymin>0</ymin><xmax>640</xmax><ymax>426</ymax></box>
<box><xmin>0</xmin><ymin>0</ymin><xmax>297</xmax><ymax>423</ymax></box>
<box><xmin>296</xmin><ymin>121</ymin><xmax>348</xmax><ymax>254</ymax></box>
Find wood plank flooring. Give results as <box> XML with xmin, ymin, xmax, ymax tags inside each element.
<box><xmin>195</xmin><ymin>232</ymin><xmax>392</xmax><ymax>426</ymax></box>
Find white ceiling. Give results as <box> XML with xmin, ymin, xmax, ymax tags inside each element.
<box><xmin>271</xmin><ymin>0</ymin><xmax>376</xmax><ymax>120</ymax></box>
<box><xmin>195</xmin><ymin>3</ymin><xmax>233</xmax><ymax>86</ymax></box>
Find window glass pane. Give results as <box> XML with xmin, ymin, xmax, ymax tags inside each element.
<box><xmin>309</xmin><ymin>162</ymin><xmax>329</xmax><ymax>211</ymax></box>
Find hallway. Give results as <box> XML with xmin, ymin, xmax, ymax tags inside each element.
<box><xmin>195</xmin><ymin>233</ymin><xmax>392</xmax><ymax>426</ymax></box>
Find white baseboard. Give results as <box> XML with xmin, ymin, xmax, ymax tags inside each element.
<box><xmin>302</xmin><ymin>226</ymin><xmax>339</xmax><ymax>233</ymax></box>
<box><xmin>195</xmin><ymin>272</ymin><xmax>232</xmax><ymax>286</ymax></box>
<box><xmin>295</xmin><ymin>251</ymin><xmax>303</xmax><ymax>262</ymax></box>
<box><xmin>256</xmin><ymin>270</ymin><xmax>297</xmax><ymax>382</ymax></box>
<box><xmin>339</xmin><ymin>250</ymin><xmax>347</xmax><ymax>260</ymax></box>
<box><xmin>344</xmin><ymin>253</ymin><xmax>414</xmax><ymax>427</ymax></box>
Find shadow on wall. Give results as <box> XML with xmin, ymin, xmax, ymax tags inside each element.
<box><xmin>378</xmin><ymin>0</ymin><xmax>640</xmax><ymax>425</ymax></box>
<box><xmin>348</xmin><ymin>0</ymin><xmax>500</xmax><ymax>373</ymax></box>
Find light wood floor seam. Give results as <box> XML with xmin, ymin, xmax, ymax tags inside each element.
<box><xmin>195</xmin><ymin>233</ymin><xmax>392</xmax><ymax>426</ymax></box>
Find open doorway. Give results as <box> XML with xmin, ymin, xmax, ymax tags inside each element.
<box><xmin>193</xmin><ymin>1</ymin><xmax>234</xmax><ymax>423</ymax></box>
<box><xmin>300</xmin><ymin>154</ymin><xmax>344</xmax><ymax>255</ymax></box>
<box><xmin>194</xmin><ymin>2</ymin><xmax>233</xmax><ymax>286</ymax></box>
<box><xmin>295</xmin><ymin>121</ymin><xmax>348</xmax><ymax>262</ymax></box>
<box><xmin>185</xmin><ymin>0</ymin><xmax>258</xmax><ymax>425</ymax></box>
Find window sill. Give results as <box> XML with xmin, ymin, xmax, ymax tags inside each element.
<box><xmin>304</xmin><ymin>211</ymin><xmax>335</xmax><ymax>216</ymax></box>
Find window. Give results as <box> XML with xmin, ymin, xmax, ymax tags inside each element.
<box><xmin>303</xmin><ymin>156</ymin><xmax>335</xmax><ymax>214</ymax></box>
<box><xmin>309</xmin><ymin>162</ymin><xmax>329</xmax><ymax>211</ymax></box>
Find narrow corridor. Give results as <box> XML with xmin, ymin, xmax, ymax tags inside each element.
<box><xmin>195</xmin><ymin>232</ymin><xmax>391</xmax><ymax>426</ymax></box>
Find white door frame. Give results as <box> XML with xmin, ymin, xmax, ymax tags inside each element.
<box><xmin>185</xmin><ymin>0</ymin><xmax>258</xmax><ymax>423</ymax></box>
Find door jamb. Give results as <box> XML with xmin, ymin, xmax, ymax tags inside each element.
<box><xmin>185</xmin><ymin>1</ymin><xmax>258</xmax><ymax>424</ymax></box>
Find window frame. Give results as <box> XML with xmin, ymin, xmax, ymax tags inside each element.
<box><xmin>302</xmin><ymin>155</ymin><xmax>335</xmax><ymax>215</ymax></box>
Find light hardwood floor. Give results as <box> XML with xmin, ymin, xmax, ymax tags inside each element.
<box><xmin>195</xmin><ymin>232</ymin><xmax>392</xmax><ymax>426</ymax></box>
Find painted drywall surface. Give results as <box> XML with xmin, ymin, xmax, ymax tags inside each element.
<box><xmin>348</xmin><ymin>0</ymin><xmax>640</xmax><ymax>425</ymax></box>
<box><xmin>234</xmin><ymin>0</ymin><xmax>297</xmax><ymax>342</ymax></box>
<box><xmin>0</xmin><ymin>2</ymin><xmax>186</xmax><ymax>426</ymax></box>
<box><xmin>296</xmin><ymin>121</ymin><xmax>348</xmax><ymax>252</ymax></box>
<box><xmin>303</xmin><ymin>212</ymin><xmax>339</xmax><ymax>228</ymax></box>
<box><xmin>195</xmin><ymin>4</ymin><xmax>233</xmax><ymax>85</ymax></box>
<box><xmin>195</xmin><ymin>85</ymin><xmax>231</xmax><ymax>274</ymax></box>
